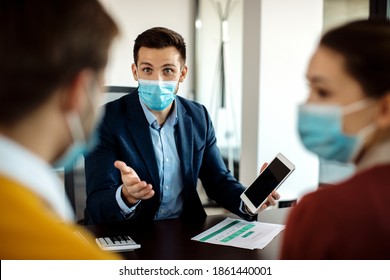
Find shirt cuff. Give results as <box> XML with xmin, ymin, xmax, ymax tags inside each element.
<box><xmin>115</xmin><ymin>185</ymin><xmax>140</xmax><ymax>218</ymax></box>
<box><xmin>239</xmin><ymin>200</ymin><xmax>256</xmax><ymax>216</ymax></box>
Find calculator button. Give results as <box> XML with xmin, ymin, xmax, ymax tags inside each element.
<box><xmin>104</xmin><ymin>237</ymin><xmax>114</xmax><ymax>245</ymax></box>
<box><xmin>97</xmin><ymin>238</ymin><xmax>108</xmax><ymax>245</ymax></box>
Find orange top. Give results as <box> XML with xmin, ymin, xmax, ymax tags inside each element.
<box><xmin>0</xmin><ymin>175</ymin><xmax>121</xmax><ymax>260</ymax></box>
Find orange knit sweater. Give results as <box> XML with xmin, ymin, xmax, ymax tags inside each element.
<box><xmin>0</xmin><ymin>175</ymin><xmax>120</xmax><ymax>259</ymax></box>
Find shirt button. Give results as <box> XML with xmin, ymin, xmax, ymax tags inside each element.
<box><xmin>166</xmin><ymin>158</ymin><xmax>169</xmax><ymax>162</ymax></box>
<box><xmin>164</xmin><ymin>185</ymin><xmax>169</xmax><ymax>190</ymax></box>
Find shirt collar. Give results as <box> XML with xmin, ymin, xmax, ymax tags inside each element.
<box><xmin>138</xmin><ymin>95</ymin><xmax>178</xmax><ymax>129</ymax></box>
<box><xmin>0</xmin><ymin>135</ymin><xmax>74</xmax><ymax>222</ymax></box>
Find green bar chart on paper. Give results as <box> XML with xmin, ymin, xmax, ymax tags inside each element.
<box><xmin>220</xmin><ymin>224</ymin><xmax>255</xmax><ymax>242</ymax></box>
<box><xmin>192</xmin><ymin>217</ymin><xmax>286</xmax><ymax>250</ymax></box>
<box><xmin>199</xmin><ymin>220</ymin><xmax>255</xmax><ymax>242</ymax></box>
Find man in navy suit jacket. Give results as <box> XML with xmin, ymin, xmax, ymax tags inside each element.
<box><xmin>84</xmin><ymin>27</ymin><xmax>279</xmax><ymax>225</ymax></box>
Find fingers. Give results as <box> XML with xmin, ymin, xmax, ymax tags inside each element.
<box><xmin>259</xmin><ymin>162</ymin><xmax>268</xmax><ymax>174</ymax></box>
<box><xmin>114</xmin><ymin>160</ymin><xmax>138</xmax><ymax>177</ymax></box>
<box><xmin>259</xmin><ymin>203</ymin><xmax>269</xmax><ymax>211</ymax></box>
<box><xmin>114</xmin><ymin>160</ymin><xmax>154</xmax><ymax>204</ymax></box>
<box><xmin>114</xmin><ymin>160</ymin><xmax>141</xmax><ymax>186</ymax></box>
<box><xmin>271</xmin><ymin>190</ymin><xmax>281</xmax><ymax>200</ymax></box>
<box><xmin>122</xmin><ymin>181</ymin><xmax>154</xmax><ymax>202</ymax></box>
<box><xmin>260</xmin><ymin>190</ymin><xmax>280</xmax><ymax>211</ymax></box>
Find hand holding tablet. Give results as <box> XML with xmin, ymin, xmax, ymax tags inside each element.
<box><xmin>240</xmin><ymin>153</ymin><xmax>295</xmax><ymax>214</ymax></box>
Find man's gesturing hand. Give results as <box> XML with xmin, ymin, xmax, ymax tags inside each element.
<box><xmin>114</xmin><ymin>160</ymin><xmax>155</xmax><ymax>205</ymax></box>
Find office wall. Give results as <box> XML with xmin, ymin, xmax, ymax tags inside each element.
<box><xmin>195</xmin><ymin>0</ymin><xmax>243</xmax><ymax>149</ymax></box>
<box><xmin>100</xmin><ymin>0</ymin><xmax>196</xmax><ymax>99</ymax></box>
<box><xmin>241</xmin><ymin>0</ymin><xmax>323</xmax><ymax>201</ymax></box>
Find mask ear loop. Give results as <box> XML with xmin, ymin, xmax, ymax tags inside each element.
<box><xmin>65</xmin><ymin>111</ymin><xmax>86</xmax><ymax>144</ymax></box>
<box><xmin>342</xmin><ymin>99</ymin><xmax>375</xmax><ymax>115</ymax></box>
<box><xmin>342</xmin><ymin>98</ymin><xmax>378</xmax><ymax>137</ymax></box>
<box><xmin>343</xmin><ymin>99</ymin><xmax>378</xmax><ymax>161</ymax></box>
<box><xmin>65</xmin><ymin>77</ymin><xmax>100</xmax><ymax>145</ymax></box>
<box><xmin>349</xmin><ymin>122</ymin><xmax>377</xmax><ymax>162</ymax></box>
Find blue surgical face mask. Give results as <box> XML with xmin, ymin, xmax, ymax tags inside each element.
<box><xmin>138</xmin><ymin>79</ymin><xmax>177</xmax><ymax>111</ymax></box>
<box><xmin>53</xmin><ymin>81</ymin><xmax>103</xmax><ymax>169</ymax></box>
<box><xmin>298</xmin><ymin>99</ymin><xmax>376</xmax><ymax>163</ymax></box>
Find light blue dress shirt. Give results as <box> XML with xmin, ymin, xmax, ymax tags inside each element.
<box><xmin>115</xmin><ymin>97</ymin><xmax>184</xmax><ymax>220</ymax></box>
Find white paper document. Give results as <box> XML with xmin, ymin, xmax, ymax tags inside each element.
<box><xmin>191</xmin><ymin>217</ymin><xmax>285</xmax><ymax>250</ymax></box>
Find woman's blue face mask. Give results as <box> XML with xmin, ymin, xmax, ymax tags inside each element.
<box><xmin>297</xmin><ymin>99</ymin><xmax>376</xmax><ymax>163</ymax></box>
<box><xmin>138</xmin><ymin>79</ymin><xmax>178</xmax><ymax>111</ymax></box>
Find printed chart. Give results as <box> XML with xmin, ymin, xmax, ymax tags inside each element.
<box><xmin>192</xmin><ymin>217</ymin><xmax>285</xmax><ymax>250</ymax></box>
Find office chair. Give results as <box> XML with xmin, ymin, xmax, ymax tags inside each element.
<box><xmin>103</xmin><ymin>86</ymin><xmax>136</xmax><ymax>103</ymax></box>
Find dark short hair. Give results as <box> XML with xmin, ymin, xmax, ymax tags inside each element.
<box><xmin>133</xmin><ymin>27</ymin><xmax>186</xmax><ymax>65</ymax></box>
<box><xmin>320</xmin><ymin>19</ymin><xmax>390</xmax><ymax>99</ymax></box>
<box><xmin>0</xmin><ymin>0</ymin><xmax>119</xmax><ymax>125</ymax></box>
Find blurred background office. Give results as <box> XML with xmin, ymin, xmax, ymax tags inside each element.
<box><xmin>66</xmin><ymin>0</ymin><xmax>389</xmax><ymax>222</ymax></box>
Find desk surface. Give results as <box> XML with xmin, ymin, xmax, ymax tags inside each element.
<box><xmin>85</xmin><ymin>208</ymin><xmax>290</xmax><ymax>260</ymax></box>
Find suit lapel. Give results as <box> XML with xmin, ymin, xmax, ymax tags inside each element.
<box><xmin>175</xmin><ymin>98</ymin><xmax>194</xmax><ymax>188</ymax></box>
<box><xmin>124</xmin><ymin>93</ymin><xmax>161</xmax><ymax>198</ymax></box>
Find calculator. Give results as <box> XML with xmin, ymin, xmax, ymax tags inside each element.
<box><xmin>95</xmin><ymin>235</ymin><xmax>141</xmax><ymax>252</ymax></box>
